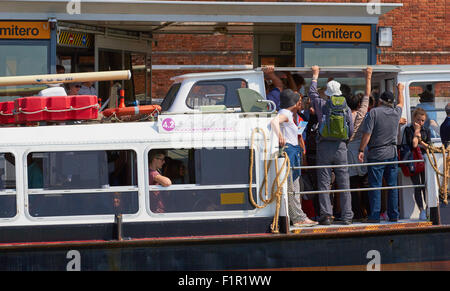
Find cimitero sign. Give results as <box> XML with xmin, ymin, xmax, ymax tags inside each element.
<box><xmin>302</xmin><ymin>24</ymin><xmax>371</xmax><ymax>43</ymax></box>
<box><xmin>0</xmin><ymin>21</ymin><xmax>51</xmax><ymax>40</ymax></box>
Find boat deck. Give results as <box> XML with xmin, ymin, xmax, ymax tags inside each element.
<box><xmin>290</xmin><ymin>219</ymin><xmax>432</xmax><ymax>234</ymax></box>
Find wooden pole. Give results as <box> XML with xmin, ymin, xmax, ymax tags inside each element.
<box><xmin>0</xmin><ymin>70</ymin><xmax>131</xmax><ymax>87</ymax></box>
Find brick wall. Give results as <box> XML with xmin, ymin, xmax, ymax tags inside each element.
<box><xmin>150</xmin><ymin>0</ymin><xmax>449</xmax><ymax>99</ymax></box>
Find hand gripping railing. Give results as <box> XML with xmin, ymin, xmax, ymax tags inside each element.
<box><xmin>290</xmin><ymin>159</ymin><xmax>426</xmax><ymax>195</ymax></box>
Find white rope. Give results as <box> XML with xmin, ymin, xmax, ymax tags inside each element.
<box><xmin>17</xmin><ymin>104</ymin><xmax>99</xmax><ymax>115</ymax></box>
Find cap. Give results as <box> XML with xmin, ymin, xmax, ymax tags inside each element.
<box><xmin>324</xmin><ymin>80</ymin><xmax>342</xmax><ymax>97</ymax></box>
<box><xmin>279</xmin><ymin>89</ymin><xmax>300</xmax><ymax>109</ymax></box>
<box><xmin>380</xmin><ymin>91</ymin><xmax>395</xmax><ymax>103</ymax></box>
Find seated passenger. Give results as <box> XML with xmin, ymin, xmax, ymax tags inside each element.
<box><xmin>163</xmin><ymin>159</ymin><xmax>186</xmax><ymax>184</ymax></box>
<box><xmin>149</xmin><ymin>150</ymin><xmax>172</xmax><ymax>187</ymax></box>
<box><xmin>27</xmin><ymin>154</ymin><xmax>43</xmax><ymax>189</ymax></box>
<box><xmin>65</xmin><ymin>82</ymin><xmax>82</xmax><ymax>95</ymax></box>
<box><xmin>148</xmin><ymin>150</ymin><xmax>172</xmax><ymax>213</ymax></box>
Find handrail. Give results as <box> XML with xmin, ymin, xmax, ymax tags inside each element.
<box><xmin>292</xmin><ymin>159</ymin><xmax>425</xmax><ymax>170</ymax></box>
<box><xmin>289</xmin><ymin>159</ymin><xmax>427</xmax><ymax>195</ymax></box>
<box><xmin>294</xmin><ymin>184</ymin><xmax>425</xmax><ymax>195</ymax></box>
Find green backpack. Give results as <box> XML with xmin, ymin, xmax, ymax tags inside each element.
<box><xmin>319</xmin><ymin>96</ymin><xmax>350</xmax><ymax>141</ymax></box>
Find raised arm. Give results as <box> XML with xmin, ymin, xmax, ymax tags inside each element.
<box><xmin>308</xmin><ymin>65</ymin><xmax>320</xmax><ymax>101</ymax></box>
<box><xmin>262</xmin><ymin>65</ymin><xmax>284</xmax><ymax>91</ymax></box>
<box><xmin>397</xmin><ymin>82</ymin><xmax>405</xmax><ymax>109</ymax></box>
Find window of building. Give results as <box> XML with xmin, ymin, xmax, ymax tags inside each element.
<box><xmin>409</xmin><ymin>81</ymin><xmax>450</xmax><ymax>139</ymax></box>
<box><xmin>0</xmin><ymin>42</ymin><xmax>50</xmax><ymax>100</ymax></box>
<box><xmin>303</xmin><ymin>46</ymin><xmax>369</xmax><ymax>67</ymax></box>
<box><xmin>0</xmin><ymin>153</ymin><xmax>16</xmax><ymax>218</ymax></box>
<box><xmin>147</xmin><ymin>148</ymin><xmax>256</xmax><ymax>213</ymax></box>
<box><xmin>27</xmin><ymin>150</ymin><xmax>138</xmax><ymax>217</ymax></box>
<box><xmin>185</xmin><ymin>79</ymin><xmax>247</xmax><ymax>109</ymax></box>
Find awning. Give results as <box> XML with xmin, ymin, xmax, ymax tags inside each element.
<box><xmin>0</xmin><ymin>1</ymin><xmax>403</xmax><ymax>35</ymax></box>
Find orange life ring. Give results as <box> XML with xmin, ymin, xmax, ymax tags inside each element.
<box><xmin>102</xmin><ymin>105</ymin><xmax>161</xmax><ymax>117</ymax></box>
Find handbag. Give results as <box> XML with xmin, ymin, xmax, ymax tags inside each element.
<box><xmin>397</xmin><ymin>128</ymin><xmax>425</xmax><ymax>177</ymax></box>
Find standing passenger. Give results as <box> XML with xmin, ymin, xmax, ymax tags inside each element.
<box><xmin>346</xmin><ymin>67</ymin><xmax>372</xmax><ymax>220</ymax></box>
<box><xmin>358</xmin><ymin>83</ymin><xmax>405</xmax><ymax>223</ymax></box>
<box><xmin>308</xmin><ymin>66</ymin><xmax>354</xmax><ymax>225</ymax></box>
<box><xmin>271</xmin><ymin>89</ymin><xmax>318</xmax><ymax>227</ymax></box>
<box><xmin>403</xmin><ymin>108</ymin><xmax>431</xmax><ymax>220</ymax></box>
<box><xmin>441</xmin><ymin>103</ymin><xmax>450</xmax><ymax>148</ymax></box>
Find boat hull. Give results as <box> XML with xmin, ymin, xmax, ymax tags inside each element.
<box><xmin>1</xmin><ymin>225</ymin><xmax>449</xmax><ymax>271</ymax></box>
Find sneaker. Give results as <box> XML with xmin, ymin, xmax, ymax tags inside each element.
<box><xmin>318</xmin><ymin>216</ymin><xmax>333</xmax><ymax>225</ymax></box>
<box><xmin>362</xmin><ymin>218</ymin><xmax>380</xmax><ymax>223</ymax></box>
<box><xmin>380</xmin><ymin>212</ymin><xmax>389</xmax><ymax>221</ymax></box>
<box><xmin>293</xmin><ymin>218</ymin><xmax>318</xmax><ymax>228</ymax></box>
<box><xmin>419</xmin><ymin>210</ymin><xmax>427</xmax><ymax>221</ymax></box>
<box><xmin>335</xmin><ymin>219</ymin><xmax>352</xmax><ymax>225</ymax></box>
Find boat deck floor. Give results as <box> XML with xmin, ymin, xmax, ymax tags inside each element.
<box><xmin>290</xmin><ymin>219</ymin><xmax>432</xmax><ymax>234</ymax></box>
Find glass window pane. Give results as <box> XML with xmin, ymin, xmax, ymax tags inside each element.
<box><xmin>409</xmin><ymin>81</ymin><xmax>450</xmax><ymax>139</ymax></box>
<box><xmin>0</xmin><ymin>153</ymin><xmax>16</xmax><ymax>218</ymax></box>
<box><xmin>150</xmin><ymin>188</ymin><xmax>255</xmax><ymax>213</ymax></box>
<box><xmin>0</xmin><ymin>45</ymin><xmax>48</xmax><ymax>77</ymax></box>
<box><xmin>0</xmin><ymin>44</ymin><xmax>49</xmax><ymax>100</ymax></box>
<box><xmin>28</xmin><ymin>150</ymin><xmax>137</xmax><ymax>190</ymax></box>
<box><xmin>186</xmin><ymin>79</ymin><xmax>247</xmax><ymax>109</ymax></box>
<box><xmin>29</xmin><ymin>191</ymin><xmax>138</xmax><ymax>217</ymax></box>
<box><xmin>304</xmin><ymin>47</ymin><xmax>368</xmax><ymax>67</ymax></box>
<box><xmin>148</xmin><ymin>148</ymin><xmax>256</xmax><ymax>213</ymax></box>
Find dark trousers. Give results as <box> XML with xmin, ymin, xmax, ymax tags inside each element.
<box><xmin>350</xmin><ymin>174</ymin><xmax>370</xmax><ymax>219</ymax></box>
<box><xmin>410</xmin><ymin>171</ymin><xmax>426</xmax><ymax>210</ymax></box>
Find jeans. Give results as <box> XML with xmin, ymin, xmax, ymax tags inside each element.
<box><xmin>285</xmin><ymin>143</ymin><xmax>301</xmax><ymax>182</ymax></box>
<box><xmin>367</xmin><ymin>157</ymin><xmax>399</xmax><ymax>221</ymax></box>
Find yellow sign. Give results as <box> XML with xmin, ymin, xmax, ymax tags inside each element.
<box><xmin>302</xmin><ymin>25</ymin><xmax>371</xmax><ymax>43</ymax></box>
<box><xmin>58</xmin><ymin>31</ymin><xmax>93</xmax><ymax>48</ymax></box>
<box><xmin>0</xmin><ymin>21</ymin><xmax>51</xmax><ymax>39</ymax></box>
<box><xmin>220</xmin><ymin>192</ymin><xmax>245</xmax><ymax>205</ymax></box>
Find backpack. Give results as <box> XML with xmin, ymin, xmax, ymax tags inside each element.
<box><xmin>319</xmin><ymin>96</ymin><xmax>350</xmax><ymax>141</ymax></box>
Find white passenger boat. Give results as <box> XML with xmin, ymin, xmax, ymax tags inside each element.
<box><xmin>0</xmin><ymin>67</ymin><xmax>448</xmax><ymax>271</ymax></box>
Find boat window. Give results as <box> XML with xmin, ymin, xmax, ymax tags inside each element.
<box><xmin>409</xmin><ymin>81</ymin><xmax>450</xmax><ymax>140</ymax></box>
<box><xmin>27</xmin><ymin>150</ymin><xmax>138</xmax><ymax>217</ymax></box>
<box><xmin>160</xmin><ymin>83</ymin><xmax>181</xmax><ymax>112</ymax></box>
<box><xmin>148</xmin><ymin>147</ymin><xmax>256</xmax><ymax>213</ymax></box>
<box><xmin>0</xmin><ymin>153</ymin><xmax>16</xmax><ymax>218</ymax></box>
<box><xmin>185</xmin><ymin>79</ymin><xmax>248</xmax><ymax>109</ymax></box>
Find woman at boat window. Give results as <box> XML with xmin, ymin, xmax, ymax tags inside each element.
<box><xmin>270</xmin><ymin>89</ymin><xmax>318</xmax><ymax>227</ymax></box>
<box><xmin>149</xmin><ymin>149</ymin><xmax>172</xmax><ymax>213</ymax></box>
<box><xmin>403</xmin><ymin>107</ymin><xmax>431</xmax><ymax>221</ymax></box>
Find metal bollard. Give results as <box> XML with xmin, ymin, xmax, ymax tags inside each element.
<box><xmin>114</xmin><ymin>214</ymin><xmax>123</xmax><ymax>241</ymax></box>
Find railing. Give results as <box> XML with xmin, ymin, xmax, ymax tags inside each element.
<box><xmin>289</xmin><ymin>159</ymin><xmax>426</xmax><ymax>195</ymax></box>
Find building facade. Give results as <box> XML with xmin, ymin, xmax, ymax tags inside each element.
<box><xmin>150</xmin><ymin>0</ymin><xmax>449</xmax><ymax>99</ymax></box>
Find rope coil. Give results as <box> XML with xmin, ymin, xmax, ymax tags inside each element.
<box><xmin>249</xmin><ymin>127</ymin><xmax>290</xmax><ymax>234</ymax></box>
<box><xmin>422</xmin><ymin>141</ymin><xmax>450</xmax><ymax>205</ymax></box>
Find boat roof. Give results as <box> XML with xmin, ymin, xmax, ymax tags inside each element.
<box><xmin>0</xmin><ymin>114</ymin><xmax>273</xmax><ymax>148</ymax></box>
<box><xmin>170</xmin><ymin>70</ymin><xmax>262</xmax><ymax>82</ymax></box>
